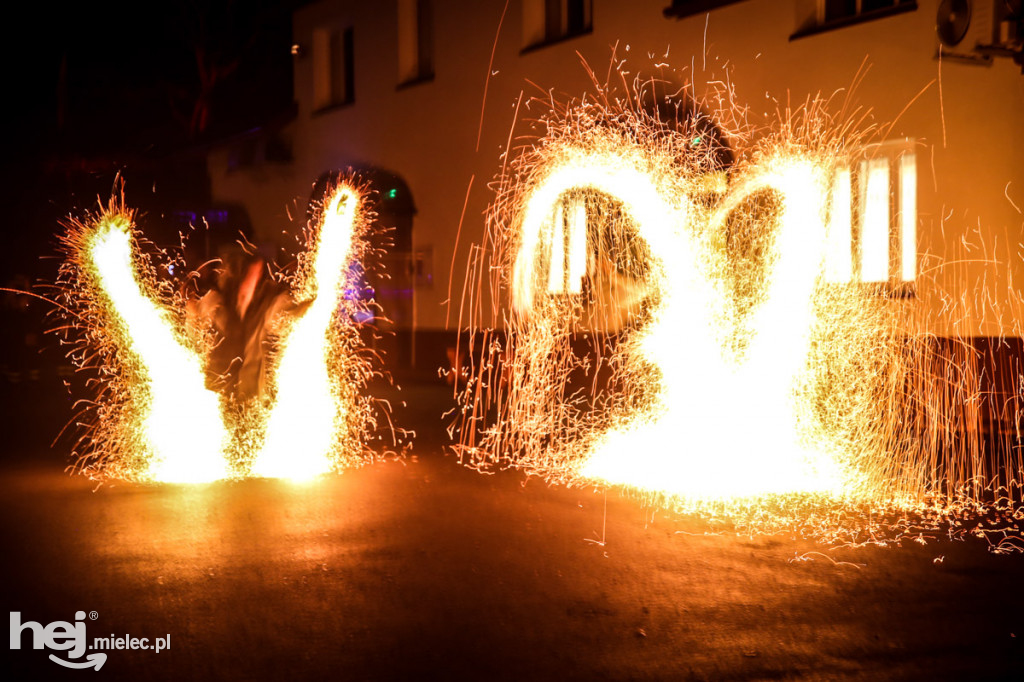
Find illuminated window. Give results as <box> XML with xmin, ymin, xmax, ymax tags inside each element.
<box><xmin>859</xmin><ymin>157</ymin><xmax>891</xmax><ymax>283</ymax></box>
<box><xmin>826</xmin><ymin>141</ymin><xmax>917</xmax><ymax>287</ymax></box>
<box><xmin>397</xmin><ymin>0</ymin><xmax>433</xmax><ymax>86</ymax></box>
<box><xmin>523</xmin><ymin>0</ymin><xmax>592</xmax><ymax>50</ymax></box>
<box><xmin>898</xmin><ymin>152</ymin><xmax>917</xmax><ymax>282</ymax></box>
<box><xmin>312</xmin><ymin>26</ymin><xmax>354</xmax><ymax>110</ymax></box>
<box><xmin>825</xmin><ymin>166</ymin><xmax>853</xmax><ymax>283</ymax></box>
<box><xmin>545</xmin><ymin>197</ymin><xmax>588</xmax><ymax>294</ymax></box>
<box><xmin>539</xmin><ymin>192</ymin><xmax>651</xmax><ymax>333</ymax></box>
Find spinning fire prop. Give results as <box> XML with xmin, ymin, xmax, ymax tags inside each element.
<box><xmin>452</xmin><ymin>71</ymin><xmax>1024</xmax><ymax>543</ymax></box>
<box><xmin>57</xmin><ymin>182</ymin><xmax>388</xmax><ymax>483</ymax></box>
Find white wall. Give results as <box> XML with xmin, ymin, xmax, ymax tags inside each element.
<box><xmin>208</xmin><ymin>0</ymin><xmax>1024</xmax><ymax>335</ymax></box>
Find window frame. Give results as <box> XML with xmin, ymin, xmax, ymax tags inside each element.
<box><xmin>312</xmin><ymin>25</ymin><xmax>356</xmax><ymax>113</ymax></box>
<box><xmin>397</xmin><ymin>0</ymin><xmax>435</xmax><ymax>90</ymax></box>
<box><xmin>825</xmin><ymin>139</ymin><xmax>918</xmax><ymax>297</ymax></box>
<box><xmin>521</xmin><ymin>0</ymin><xmax>594</xmax><ymax>54</ymax></box>
<box><xmin>790</xmin><ymin>0</ymin><xmax>917</xmax><ymax>41</ymax></box>
<box><xmin>662</xmin><ymin>0</ymin><xmax>750</xmax><ymax>20</ymax></box>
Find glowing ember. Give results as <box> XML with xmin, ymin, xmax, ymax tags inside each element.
<box><xmin>58</xmin><ymin>182</ymin><xmax>386</xmax><ymax>483</ymax></box>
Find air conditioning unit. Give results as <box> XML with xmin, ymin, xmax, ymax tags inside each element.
<box><xmin>937</xmin><ymin>0</ymin><xmax>1024</xmax><ymax>67</ymax></box>
<box><xmin>936</xmin><ymin>0</ymin><xmax>994</xmax><ymax>63</ymax></box>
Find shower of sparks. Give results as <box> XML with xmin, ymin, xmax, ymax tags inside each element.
<box><xmin>253</xmin><ymin>186</ymin><xmax>360</xmax><ymax>481</ymax></box>
<box><xmin>452</xmin><ymin>65</ymin><xmax>1024</xmax><ymax>545</ymax></box>
<box><xmin>56</xmin><ymin>183</ymin><xmax>390</xmax><ymax>483</ymax></box>
<box><xmin>81</xmin><ymin>214</ymin><xmax>231</xmax><ymax>483</ymax></box>
<box><xmin>577</xmin><ymin>154</ymin><xmax>845</xmax><ymax>499</ymax></box>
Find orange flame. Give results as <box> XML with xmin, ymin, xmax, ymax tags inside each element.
<box><xmin>63</xmin><ymin>182</ymin><xmax>382</xmax><ymax>483</ymax></box>
<box><xmin>253</xmin><ymin>186</ymin><xmax>361</xmax><ymax>481</ymax></box>
<box><xmin>84</xmin><ymin>215</ymin><xmax>231</xmax><ymax>483</ymax></box>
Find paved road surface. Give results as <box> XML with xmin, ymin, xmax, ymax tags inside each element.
<box><xmin>2</xmin><ymin>384</ymin><xmax>1022</xmax><ymax>680</ymax></box>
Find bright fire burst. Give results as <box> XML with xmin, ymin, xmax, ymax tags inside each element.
<box><xmin>57</xmin><ymin>183</ymin><xmax>389</xmax><ymax>483</ymax></box>
<box><xmin>559</xmin><ymin>153</ymin><xmax>845</xmax><ymax>499</ymax></box>
<box><xmin>253</xmin><ymin>187</ymin><xmax>360</xmax><ymax>481</ymax></box>
<box><xmin>84</xmin><ymin>216</ymin><xmax>231</xmax><ymax>483</ymax></box>
<box><xmin>453</xmin><ymin>67</ymin><xmax>1024</xmax><ymax>544</ymax></box>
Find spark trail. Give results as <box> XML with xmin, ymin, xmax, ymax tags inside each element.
<box><xmin>57</xmin><ymin>182</ymin><xmax>388</xmax><ymax>483</ymax></box>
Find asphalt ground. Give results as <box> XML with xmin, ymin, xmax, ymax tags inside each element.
<box><xmin>2</xmin><ymin>382</ymin><xmax>1023</xmax><ymax>680</ymax></box>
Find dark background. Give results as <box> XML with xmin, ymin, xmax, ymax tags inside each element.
<box><xmin>0</xmin><ymin>1</ymin><xmax>302</xmax><ymax>457</ymax></box>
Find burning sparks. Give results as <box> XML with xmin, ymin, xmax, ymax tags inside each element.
<box><xmin>58</xmin><ymin>183</ymin><xmax>388</xmax><ymax>483</ymax></box>
<box><xmin>253</xmin><ymin>187</ymin><xmax>360</xmax><ymax>481</ymax></box>
<box><xmin>489</xmin><ymin>134</ymin><xmax>850</xmax><ymax>500</ymax></box>
<box><xmin>579</xmin><ymin>154</ymin><xmax>845</xmax><ymax>499</ymax></box>
<box><xmin>45</xmin><ymin>57</ymin><xmax>1023</xmax><ymax>548</ymax></box>
<box><xmin>84</xmin><ymin>216</ymin><xmax>230</xmax><ymax>483</ymax></box>
<box><xmin>453</xmin><ymin>66</ymin><xmax>1024</xmax><ymax>541</ymax></box>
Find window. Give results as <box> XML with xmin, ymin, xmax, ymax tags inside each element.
<box><xmin>792</xmin><ymin>0</ymin><xmax>916</xmax><ymax>39</ymax></box>
<box><xmin>397</xmin><ymin>0</ymin><xmax>433</xmax><ymax>86</ymax></box>
<box><xmin>523</xmin><ymin>0</ymin><xmax>592</xmax><ymax>50</ymax></box>
<box><xmin>312</xmin><ymin>26</ymin><xmax>354</xmax><ymax>110</ymax></box>
<box><xmin>820</xmin><ymin>0</ymin><xmax>915</xmax><ymax>25</ymax></box>
<box><xmin>226</xmin><ymin>133</ymin><xmax>292</xmax><ymax>172</ymax></box>
<box><xmin>662</xmin><ymin>1</ymin><xmax>750</xmax><ymax>20</ymax></box>
<box><xmin>825</xmin><ymin>141</ymin><xmax>917</xmax><ymax>288</ymax></box>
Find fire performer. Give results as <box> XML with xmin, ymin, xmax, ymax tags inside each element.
<box><xmin>187</xmin><ymin>247</ymin><xmax>300</xmax><ymax>402</ymax></box>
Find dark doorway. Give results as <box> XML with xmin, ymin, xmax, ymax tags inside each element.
<box><xmin>309</xmin><ymin>166</ymin><xmax>418</xmax><ymax>367</ymax></box>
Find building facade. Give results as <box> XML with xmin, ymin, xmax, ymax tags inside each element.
<box><xmin>207</xmin><ymin>0</ymin><xmax>1024</xmax><ymax>369</ymax></box>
